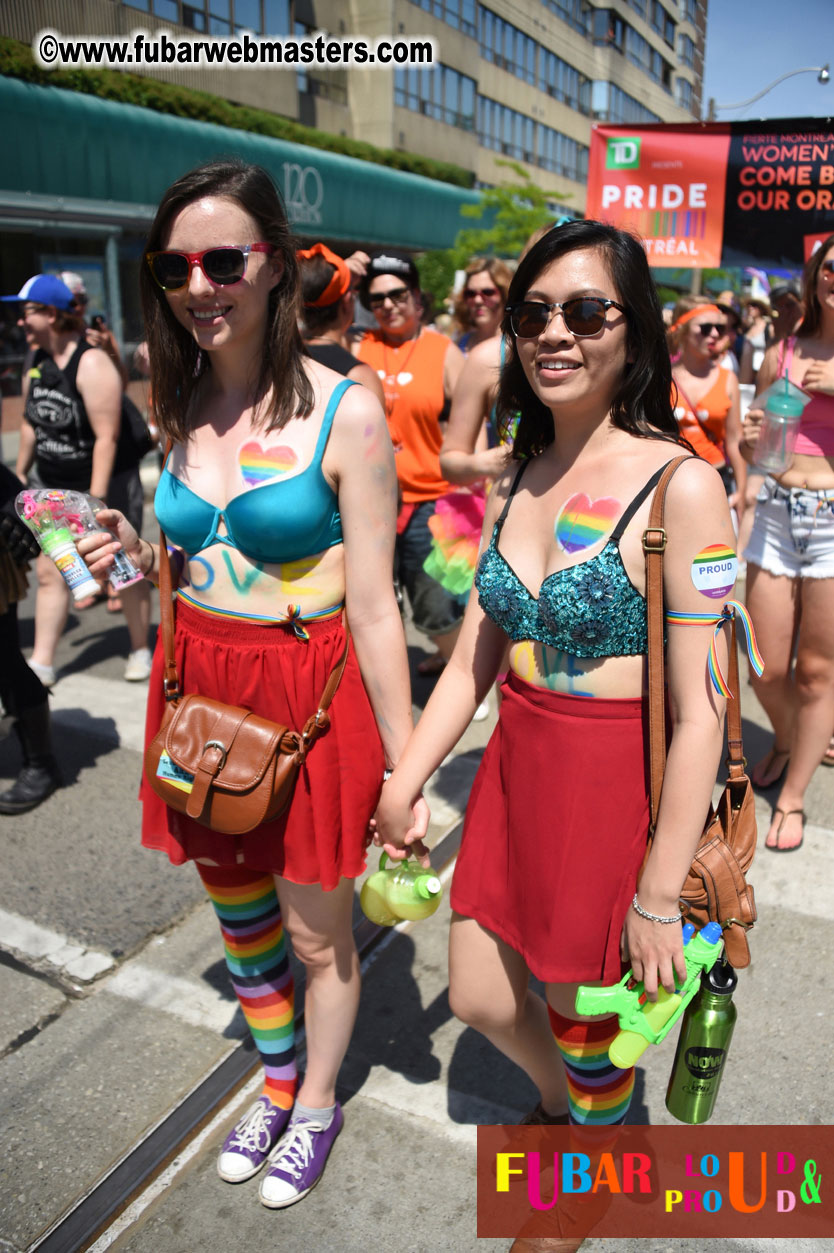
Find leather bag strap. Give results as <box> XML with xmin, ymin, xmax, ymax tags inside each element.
<box><xmin>155</xmin><ymin>445</ymin><xmax>350</xmax><ymax>719</ymax></box>
<box><xmin>644</xmin><ymin>455</ymin><xmax>745</xmax><ymax>827</ymax></box>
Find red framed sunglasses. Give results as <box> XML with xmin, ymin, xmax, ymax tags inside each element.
<box><xmin>145</xmin><ymin>243</ymin><xmax>275</xmax><ymax>291</ymax></box>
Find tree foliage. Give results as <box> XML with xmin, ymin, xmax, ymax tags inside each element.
<box><xmin>451</xmin><ymin>160</ymin><xmax>570</xmax><ymax>267</ymax></box>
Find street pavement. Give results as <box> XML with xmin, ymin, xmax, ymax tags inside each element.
<box><xmin>1</xmin><ymin>453</ymin><xmax>832</xmax><ymax>1253</ymax></box>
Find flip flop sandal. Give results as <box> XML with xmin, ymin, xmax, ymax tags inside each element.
<box><xmin>765</xmin><ymin>807</ymin><xmax>805</xmax><ymax>853</ymax></box>
<box><xmin>821</xmin><ymin>737</ymin><xmax>834</xmax><ymax>767</ymax></box>
<box><xmin>751</xmin><ymin>744</ymin><xmax>790</xmax><ymax>789</ymax></box>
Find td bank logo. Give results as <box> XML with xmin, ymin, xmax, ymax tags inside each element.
<box><xmin>606</xmin><ymin>137</ymin><xmax>641</xmax><ymax>170</ymax></box>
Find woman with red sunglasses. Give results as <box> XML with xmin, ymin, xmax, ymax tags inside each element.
<box><xmin>79</xmin><ymin>160</ymin><xmax>425</xmax><ymax>1210</ymax></box>
<box><xmin>451</xmin><ymin>256</ymin><xmax>513</xmax><ymax>353</ymax></box>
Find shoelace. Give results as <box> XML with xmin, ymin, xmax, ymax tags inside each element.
<box><xmin>267</xmin><ymin>1119</ymin><xmax>324</xmax><ymax>1179</ymax></box>
<box><xmin>228</xmin><ymin>1100</ymin><xmax>281</xmax><ymax>1154</ymax></box>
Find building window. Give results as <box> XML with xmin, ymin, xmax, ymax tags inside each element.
<box><xmin>676</xmin><ymin>77</ymin><xmax>694</xmax><ymax>110</ymax></box>
<box><xmin>479</xmin><ymin>9</ymin><xmax>538</xmax><ymax>85</ymax></box>
<box><xmin>626</xmin><ymin>0</ymin><xmax>647</xmax><ymax>16</ymax></box>
<box><xmin>395</xmin><ymin>64</ymin><xmax>477</xmax><ymax>130</ymax></box>
<box><xmin>681</xmin><ymin>0</ymin><xmax>698</xmax><ymax>21</ymax></box>
<box><xmin>591</xmin><ymin>81</ymin><xmax>661</xmax><ymax>124</ymax></box>
<box><xmin>538</xmin><ymin>47</ymin><xmax>591</xmax><ymax>111</ymax></box>
<box><xmin>407</xmin><ymin>0</ymin><xmax>476</xmax><ymax>38</ymax></box>
<box><xmin>593</xmin><ymin>9</ymin><xmax>625</xmax><ymax>50</ymax></box>
<box><xmin>477</xmin><ymin>96</ymin><xmax>588</xmax><ymax>181</ymax></box>
<box><xmin>678</xmin><ymin>31</ymin><xmax>695</xmax><ymax>67</ymax></box>
<box><xmin>541</xmin><ymin>0</ymin><xmax>590</xmax><ymax>36</ymax></box>
<box><xmin>153</xmin><ymin>0</ymin><xmax>179</xmax><ymax>19</ymax></box>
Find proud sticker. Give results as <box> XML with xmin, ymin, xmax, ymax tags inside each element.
<box><xmin>691</xmin><ymin>544</ymin><xmax>738</xmax><ymax>598</ymax></box>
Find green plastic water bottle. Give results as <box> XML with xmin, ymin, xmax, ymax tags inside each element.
<box><xmin>665</xmin><ymin>956</ymin><xmax>737</xmax><ymax>1124</ymax></box>
<box><xmin>360</xmin><ymin>852</ymin><xmax>443</xmax><ymax>926</ymax></box>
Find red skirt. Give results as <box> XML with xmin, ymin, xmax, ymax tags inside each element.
<box><xmin>140</xmin><ymin>598</ymin><xmax>385</xmax><ymax>890</ymax></box>
<box><xmin>450</xmin><ymin>672</ymin><xmax>650</xmax><ymax>984</ymax></box>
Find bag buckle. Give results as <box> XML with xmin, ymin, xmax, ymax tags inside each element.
<box><xmin>642</xmin><ymin>527</ymin><xmax>668</xmax><ymax>553</ymax></box>
<box><xmin>721</xmin><ymin>916</ymin><xmax>753</xmax><ymax>932</ymax></box>
<box><xmin>202</xmin><ymin>739</ymin><xmax>228</xmax><ymax>770</ymax></box>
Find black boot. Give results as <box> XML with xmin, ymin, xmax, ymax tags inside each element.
<box><xmin>0</xmin><ymin>703</ymin><xmax>61</xmax><ymax>815</ymax></box>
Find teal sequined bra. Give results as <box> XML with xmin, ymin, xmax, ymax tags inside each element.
<box><xmin>475</xmin><ymin>462</ymin><xmax>671</xmax><ymax>658</ymax></box>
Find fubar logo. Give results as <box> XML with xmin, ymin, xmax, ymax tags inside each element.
<box><xmin>606</xmin><ymin>137</ymin><xmax>641</xmax><ymax>170</ymax></box>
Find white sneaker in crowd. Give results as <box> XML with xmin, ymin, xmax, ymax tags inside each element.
<box><xmin>27</xmin><ymin>659</ymin><xmax>56</xmax><ymax>688</ymax></box>
<box><xmin>124</xmin><ymin>647</ymin><xmax>153</xmax><ymax>682</ymax></box>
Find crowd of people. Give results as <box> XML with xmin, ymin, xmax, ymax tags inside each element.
<box><xmin>2</xmin><ymin>155</ymin><xmax>834</xmax><ymax>1250</ymax></box>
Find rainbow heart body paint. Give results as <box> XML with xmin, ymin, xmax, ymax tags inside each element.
<box><xmin>239</xmin><ymin>440</ymin><xmax>298</xmax><ymax>487</ymax></box>
<box><xmin>691</xmin><ymin>545</ymin><xmax>738</xmax><ymax>599</ymax></box>
<box><xmin>555</xmin><ymin>493</ymin><xmax>621</xmax><ymax>554</ymax></box>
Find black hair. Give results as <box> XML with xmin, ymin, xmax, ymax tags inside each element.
<box><xmin>140</xmin><ymin>158</ymin><xmax>312</xmax><ymax>442</ymax></box>
<box><xmin>496</xmin><ymin>220</ymin><xmax>682</xmax><ymax>459</ymax></box>
<box><xmin>299</xmin><ymin>253</ymin><xmax>344</xmax><ymax>336</ymax></box>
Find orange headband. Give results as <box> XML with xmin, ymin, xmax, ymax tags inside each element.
<box><xmin>297</xmin><ymin>242</ymin><xmax>351</xmax><ymax>307</ymax></box>
<box><xmin>670</xmin><ymin>304</ymin><xmax>722</xmax><ymax>332</ymax></box>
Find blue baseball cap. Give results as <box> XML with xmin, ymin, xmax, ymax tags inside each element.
<box><xmin>1</xmin><ymin>274</ymin><xmax>76</xmax><ymax>310</ymax></box>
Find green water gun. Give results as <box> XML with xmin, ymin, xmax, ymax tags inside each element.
<box><xmin>574</xmin><ymin>922</ymin><xmax>724</xmax><ymax>1067</ymax></box>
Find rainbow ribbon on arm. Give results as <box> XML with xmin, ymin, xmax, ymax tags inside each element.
<box><xmin>665</xmin><ymin>600</ymin><xmax>764</xmax><ymax>699</ymax></box>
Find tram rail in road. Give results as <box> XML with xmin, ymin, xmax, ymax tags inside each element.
<box><xmin>30</xmin><ymin>822</ymin><xmax>464</xmax><ymax>1253</ymax></box>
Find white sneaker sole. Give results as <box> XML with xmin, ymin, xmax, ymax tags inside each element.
<box><xmin>258</xmin><ymin>1176</ymin><xmax>319</xmax><ymax>1209</ymax></box>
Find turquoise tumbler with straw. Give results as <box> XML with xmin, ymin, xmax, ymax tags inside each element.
<box><xmin>754</xmin><ymin>373</ymin><xmax>810</xmax><ymax>475</ymax></box>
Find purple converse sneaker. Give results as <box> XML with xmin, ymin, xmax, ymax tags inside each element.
<box><xmin>258</xmin><ymin>1104</ymin><xmax>343</xmax><ymax>1207</ymax></box>
<box><xmin>217</xmin><ymin>1095</ymin><xmax>291</xmax><ymax>1183</ymax></box>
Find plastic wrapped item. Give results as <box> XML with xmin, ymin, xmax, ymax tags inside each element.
<box><xmin>15</xmin><ymin>489</ymin><xmax>100</xmax><ymax>602</ymax></box>
<box><xmin>360</xmin><ymin>852</ymin><xmax>443</xmax><ymax>926</ymax></box>
<box><xmin>15</xmin><ymin>488</ymin><xmax>143</xmax><ymax>594</ymax></box>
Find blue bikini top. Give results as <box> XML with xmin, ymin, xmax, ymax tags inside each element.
<box><xmin>155</xmin><ymin>379</ymin><xmax>354</xmax><ymax>565</ymax></box>
<box><xmin>475</xmin><ymin>460</ymin><xmax>671</xmax><ymax>658</ymax></box>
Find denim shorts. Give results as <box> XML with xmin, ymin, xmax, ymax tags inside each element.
<box><xmin>396</xmin><ymin>499</ymin><xmax>465</xmax><ymax>637</ymax></box>
<box><xmin>743</xmin><ymin>477</ymin><xmax>834</xmax><ymax>579</ymax></box>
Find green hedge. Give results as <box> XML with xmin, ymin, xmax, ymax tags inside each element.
<box><xmin>0</xmin><ymin>36</ymin><xmax>475</xmax><ymax>189</ymax></box>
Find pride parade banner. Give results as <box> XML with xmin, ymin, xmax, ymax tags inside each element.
<box><xmin>586</xmin><ymin>118</ymin><xmax>834</xmax><ymax>270</ymax></box>
<box><xmin>476</xmin><ymin>1124</ymin><xmax>831</xmax><ymax>1239</ymax></box>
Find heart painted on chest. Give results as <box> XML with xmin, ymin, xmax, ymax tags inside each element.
<box><xmin>397</xmin><ymin>371</ymin><xmax>413</xmax><ymax>386</ymax></box>
<box><xmin>239</xmin><ymin>440</ymin><xmax>299</xmax><ymax>487</ymax></box>
<box><xmin>555</xmin><ymin>493</ymin><xmax>621</xmax><ymax>554</ymax></box>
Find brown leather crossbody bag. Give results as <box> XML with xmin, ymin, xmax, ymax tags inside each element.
<box><xmin>144</xmin><ymin>529</ymin><xmax>349</xmax><ymax>836</ymax></box>
<box><xmin>642</xmin><ymin>456</ymin><xmax>757</xmax><ymax>968</ymax></box>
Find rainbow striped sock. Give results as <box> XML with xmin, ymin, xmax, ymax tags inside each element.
<box><xmin>548</xmin><ymin>1008</ymin><xmax>634</xmax><ymax>1126</ymax></box>
<box><xmin>197</xmin><ymin>864</ymin><xmax>297</xmax><ymax>1111</ymax></box>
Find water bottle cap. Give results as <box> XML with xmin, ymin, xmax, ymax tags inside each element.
<box><xmin>700</xmin><ymin>921</ymin><xmax>723</xmax><ymax>945</ymax></box>
<box><xmin>416</xmin><ymin>875</ymin><xmax>442</xmax><ymax>899</ymax></box>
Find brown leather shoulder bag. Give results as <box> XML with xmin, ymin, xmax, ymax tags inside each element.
<box><xmin>144</xmin><ymin>527</ymin><xmax>349</xmax><ymax>836</ymax></box>
<box><xmin>642</xmin><ymin>456</ymin><xmax>757</xmax><ymax>968</ymax></box>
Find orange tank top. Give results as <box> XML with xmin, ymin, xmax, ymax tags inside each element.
<box><xmin>357</xmin><ymin>328</ymin><xmax>453</xmax><ymax>502</ymax></box>
<box><xmin>672</xmin><ymin>367</ymin><xmax>732</xmax><ymax>466</ymax></box>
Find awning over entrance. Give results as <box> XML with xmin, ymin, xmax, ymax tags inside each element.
<box><xmin>0</xmin><ymin>75</ymin><xmax>483</xmax><ymax>249</ymax></box>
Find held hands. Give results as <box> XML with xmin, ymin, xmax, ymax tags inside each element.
<box><xmin>371</xmin><ymin>779</ymin><xmax>431</xmax><ymax>868</ymax></box>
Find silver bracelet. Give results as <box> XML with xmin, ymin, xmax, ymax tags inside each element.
<box><xmin>631</xmin><ymin>893</ymin><xmax>682</xmax><ymax>925</ymax></box>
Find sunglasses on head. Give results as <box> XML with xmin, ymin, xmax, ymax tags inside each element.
<box><xmin>694</xmin><ymin>322</ymin><xmax>727</xmax><ymax>336</ymax></box>
<box><xmin>367</xmin><ymin>285</ymin><xmax>412</xmax><ymax>310</ymax></box>
<box><xmin>506</xmin><ymin>296</ymin><xmax>625</xmax><ymax>339</ymax></box>
<box><xmin>464</xmin><ymin>286</ymin><xmax>501</xmax><ymax>302</ymax></box>
<box><xmin>145</xmin><ymin>243</ymin><xmax>275</xmax><ymax>291</ymax></box>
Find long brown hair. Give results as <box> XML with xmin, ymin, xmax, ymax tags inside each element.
<box><xmin>140</xmin><ymin>159</ymin><xmax>313</xmax><ymax>442</ymax></box>
<box><xmin>451</xmin><ymin>256</ymin><xmax>513</xmax><ymax>338</ymax></box>
<box><xmin>795</xmin><ymin>233</ymin><xmax>834</xmax><ymax>339</ymax></box>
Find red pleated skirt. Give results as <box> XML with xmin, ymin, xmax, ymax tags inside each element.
<box><xmin>450</xmin><ymin>672</ymin><xmax>651</xmax><ymax>984</ymax></box>
<box><xmin>140</xmin><ymin>598</ymin><xmax>384</xmax><ymax>891</ymax></box>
